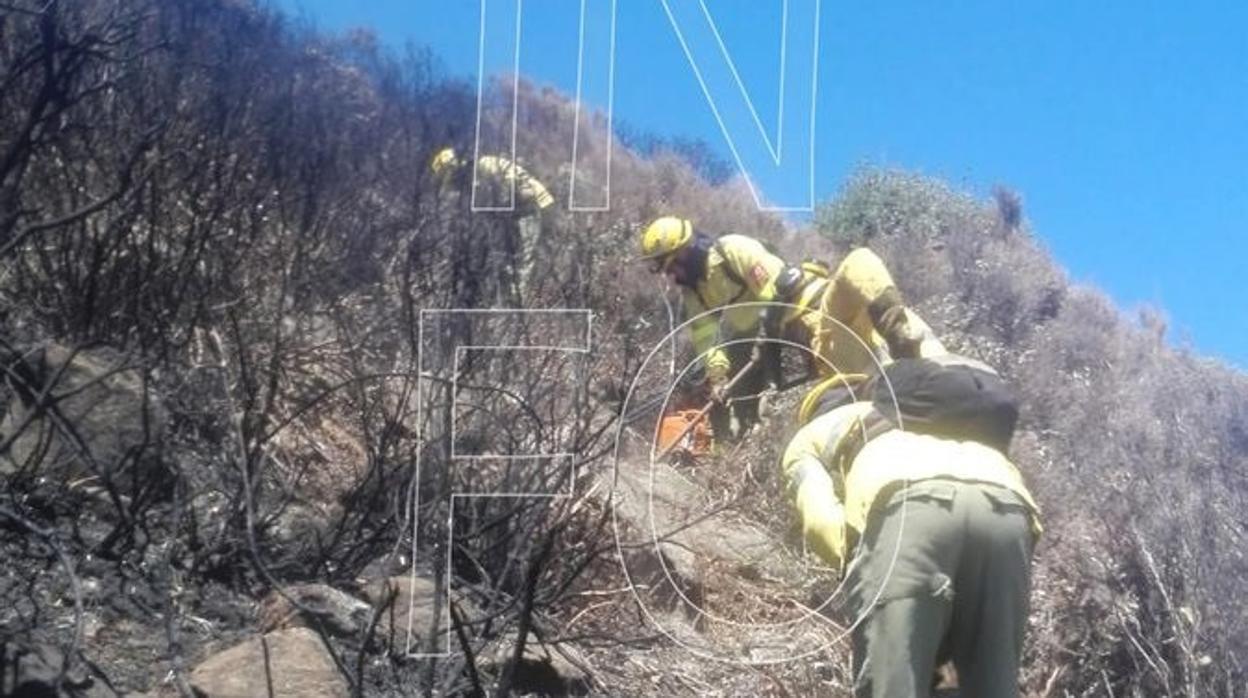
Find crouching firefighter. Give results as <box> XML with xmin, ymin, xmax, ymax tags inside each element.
<box><xmin>780</xmin><ymin>353</ymin><xmax>1042</xmax><ymax>697</ymax></box>
<box><xmin>637</xmin><ymin>216</ymin><xmax>786</xmax><ymax>443</ymax></box>
<box><xmin>767</xmin><ymin>248</ymin><xmax>937</xmax><ymax>379</ymax></box>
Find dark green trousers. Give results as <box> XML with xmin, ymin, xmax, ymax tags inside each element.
<box><xmin>842</xmin><ymin>479</ymin><xmax>1035</xmax><ymax>697</ymax></box>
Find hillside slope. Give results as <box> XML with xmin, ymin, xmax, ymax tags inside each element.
<box><xmin>1</xmin><ymin>1</ymin><xmax>1245</xmax><ymax>696</ymax></box>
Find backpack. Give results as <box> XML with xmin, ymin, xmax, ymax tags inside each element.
<box><xmin>826</xmin><ymin>354</ymin><xmax>1020</xmax><ymax>475</ymax></box>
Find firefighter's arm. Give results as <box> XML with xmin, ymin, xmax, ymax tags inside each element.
<box><xmin>510</xmin><ymin>161</ymin><xmax>554</xmax><ymax>209</ymax></box>
<box><xmin>689</xmin><ymin>312</ymin><xmax>730</xmax><ymax>385</ymax></box>
<box><xmin>781</xmin><ymin>423</ymin><xmax>847</xmax><ymax>568</ymax></box>
<box><xmin>479</xmin><ymin>156</ymin><xmax>554</xmax><ymax>209</ymax></box>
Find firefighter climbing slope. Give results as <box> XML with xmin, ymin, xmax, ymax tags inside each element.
<box><xmin>781</xmin><ymin>350</ymin><xmax>1041</xmax><ymax>697</ymax></box>
<box><xmin>768</xmin><ymin>246</ymin><xmax>941</xmax><ymax>378</ymax></box>
<box><xmin>431</xmin><ymin>147</ymin><xmax>554</xmax><ymax>300</ymax></box>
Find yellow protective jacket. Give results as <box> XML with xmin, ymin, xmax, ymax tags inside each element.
<box><xmin>765</xmin><ymin>248</ymin><xmax>898</xmax><ymax>378</ymax></box>
<box><xmin>682</xmin><ymin>235</ymin><xmax>785</xmax><ymax>381</ymax></box>
<box><xmin>474</xmin><ymin>155</ymin><xmax>554</xmax><ymax>211</ymax></box>
<box><xmin>781</xmin><ymin>402</ymin><xmax>1042</xmax><ymax>568</ymax></box>
<box><xmin>781</xmin><ymin>248</ymin><xmax>947</xmax><ymax>378</ymax></box>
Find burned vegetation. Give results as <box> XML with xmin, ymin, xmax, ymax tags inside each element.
<box><xmin>1</xmin><ymin>1</ymin><xmax>1246</xmax><ymax>696</ymax></box>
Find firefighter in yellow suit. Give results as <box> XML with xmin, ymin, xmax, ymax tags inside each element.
<box><xmin>780</xmin><ymin>359</ymin><xmax>1042</xmax><ymax>697</ymax></box>
<box><xmin>768</xmin><ymin>248</ymin><xmax>934</xmax><ymax>380</ymax></box>
<box><xmin>637</xmin><ymin>216</ymin><xmax>927</xmax><ymax>441</ymax></box>
<box><xmin>431</xmin><ymin>147</ymin><xmax>554</xmax><ymax>299</ymax></box>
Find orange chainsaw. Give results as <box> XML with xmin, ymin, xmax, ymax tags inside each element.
<box><xmin>653</xmin><ymin>355</ymin><xmax>761</xmax><ymax>461</ymax></box>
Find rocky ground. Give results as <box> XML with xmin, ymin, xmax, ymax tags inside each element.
<box><xmin>1</xmin><ymin>357</ymin><xmax>873</xmax><ymax>696</ymax></box>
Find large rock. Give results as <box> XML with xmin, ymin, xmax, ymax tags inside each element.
<box><xmin>608</xmin><ymin>460</ymin><xmax>796</xmax><ymax>616</ymax></box>
<box><xmin>257</xmin><ymin>583</ymin><xmax>372</xmax><ymax>638</ymax></box>
<box><xmin>188</xmin><ymin>627</ymin><xmax>348</xmax><ymax>698</ymax></box>
<box><xmin>0</xmin><ymin>641</ymin><xmax>113</xmax><ymax>697</ymax></box>
<box><xmin>488</xmin><ymin>635</ymin><xmax>592</xmax><ymax>697</ymax></box>
<box><xmin>268</xmin><ymin>501</ymin><xmax>340</xmax><ymax>549</ymax></box>
<box><xmin>360</xmin><ymin>575</ymin><xmax>480</xmax><ymax>653</ymax></box>
<box><xmin>1</xmin><ymin>344</ymin><xmax>165</xmax><ymax>488</ymax></box>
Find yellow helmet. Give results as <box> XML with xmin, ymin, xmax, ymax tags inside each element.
<box><xmin>430</xmin><ymin>147</ymin><xmax>459</xmax><ymax>174</ymax></box>
<box><xmin>638</xmin><ymin>216</ymin><xmax>694</xmax><ymax>270</ymax></box>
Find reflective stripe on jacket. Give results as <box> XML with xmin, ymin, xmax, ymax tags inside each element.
<box><xmin>476</xmin><ymin>155</ymin><xmax>554</xmax><ymax>210</ymax></box>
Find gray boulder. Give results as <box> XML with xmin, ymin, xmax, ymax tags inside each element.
<box><xmin>257</xmin><ymin>583</ymin><xmax>372</xmax><ymax>638</ymax></box>
<box><xmin>488</xmin><ymin>634</ymin><xmax>593</xmax><ymax>696</ymax></box>
<box><xmin>0</xmin><ymin>642</ymin><xmax>112</xmax><ymax>697</ymax></box>
<box><xmin>188</xmin><ymin>627</ymin><xmax>348</xmax><ymax>698</ymax></box>
<box><xmin>608</xmin><ymin>459</ymin><xmax>796</xmax><ymax>617</ymax></box>
<box><xmin>360</xmin><ymin>575</ymin><xmax>480</xmax><ymax>653</ymax></box>
<box><xmin>1</xmin><ymin>344</ymin><xmax>165</xmax><ymax>490</ymax></box>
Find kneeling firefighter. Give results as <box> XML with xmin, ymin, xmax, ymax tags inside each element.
<box><xmin>781</xmin><ymin>353</ymin><xmax>1041</xmax><ymax>696</ymax></box>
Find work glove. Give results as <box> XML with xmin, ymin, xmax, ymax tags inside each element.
<box><xmin>801</xmin><ymin>503</ymin><xmax>847</xmax><ymax>570</ymax></box>
<box><xmin>704</xmin><ymin>346</ymin><xmax>730</xmax><ymax>404</ymax></box>
<box><xmin>708</xmin><ymin>378</ymin><xmax>728</xmax><ymax>405</ymax></box>
<box><xmin>869</xmin><ymin>287</ymin><xmax>924</xmax><ymax>360</ymax></box>
<box><xmin>791</xmin><ymin>459</ymin><xmax>848</xmax><ymax>569</ymax></box>
<box><xmin>878</xmin><ymin>305</ymin><xmax>924</xmax><ymax>360</ymax></box>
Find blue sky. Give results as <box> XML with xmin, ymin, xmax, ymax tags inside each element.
<box><xmin>276</xmin><ymin>0</ymin><xmax>1248</xmax><ymax>368</ymax></box>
